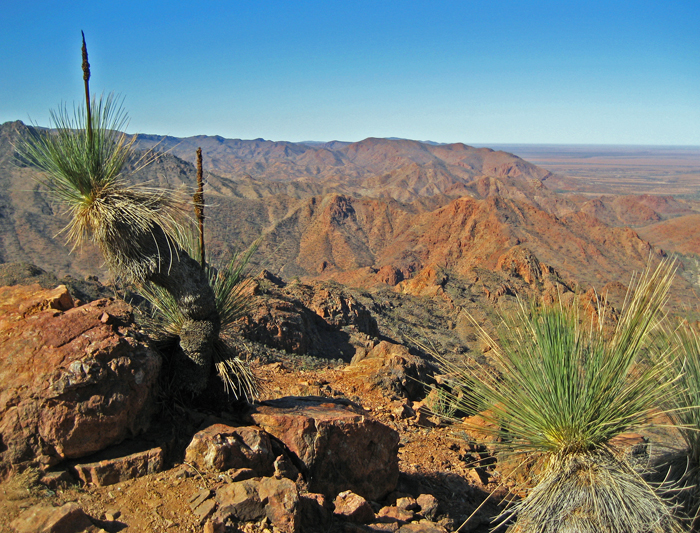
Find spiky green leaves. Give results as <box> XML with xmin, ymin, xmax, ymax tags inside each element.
<box><xmin>19</xmin><ymin>95</ymin><xmax>188</xmax><ymax>282</ymax></box>
<box><xmin>139</xmin><ymin>237</ymin><xmax>261</xmax><ymax>400</ymax></box>
<box><xmin>438</xmin><ymin>259</ymin><xmax>678</xmax><ymax>457</ymax></box>
<box><xmin>21</xmin><ymin>95</ymin><xmax>131</xmax><ymax>210</ymax></box>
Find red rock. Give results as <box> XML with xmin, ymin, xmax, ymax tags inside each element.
<box><xmin>258</xmin><ymin>476</ymin><xmax>301</xmax><ymax>533</ymax></box>
<box><xmin>376</xmin><ymin>265</ymin><xmax>404</xmax><ymax>286</ymax></box>
<box><xmin>72</xmin><ymin>447</ymin><xmax>164</xmax><ymax>487</ymax></box>
<box><xmin>238</xmin><ymin>280</ymin><xmax>378</xmax><ymax>357</ymax></box>
<box><xmin>203</xmin><ymin>517</ymin><xmax>225</xmax><ymax>533</ymax></box>
<box><xmin>333</xmin><ymin>490</ymin><xmax>375</xmax><ymax>524</ymax></box>
<box><xmin>192</xmin><ymin>499</ymin><xmax>217</xmax><ymax>523</ymax></box>
<box><xmin>398</xmin><ymin>520</ymin><xmax>448</xmax><ymax>532</ymax></box>
<box><xmin>344</xmin><ymin>341</ymin><xmax>432</xmax><ymax>400</ymax></box>
<box><xmin>395</xmin><ymin>497</ymin><xmax>419</xmax><ymax>511</ymax></box>
<box><xmin>273</xmin><ymin>453</ymin><xmax>299</xmax><ymax>480</ymax></box>
<box><xmin>40</xmin><ymin>469</ymin><xmax>73</xmax><ymax>489</ymax></box>
<box><xmin>215</xmin><ymin>479</ymin><xmax>266</xmax><ymax>522</ymax></box>
<box><xmin>184</xmin><ymin>424</ymin><xmax>275</xmax><ymax>475</ymax></box>
<box><xmin>247</xmin><ymin>396</ymin><xmax>399</xmax><ymax>500</ymax></box>
<box><xmin>229</xmin><ymin>467</ymin><xmax>256</xmax><ymax>481</ymax></box>
<box><xmin>189</xmin><ymin>488</ymin><xmax>213</xmax><ymax>510</ymax></box>
<box><xmin>367</xmin><ymin>523</ymin><xmax>400</xmax><ymax>532</ymax></box>
<box><xmin>10</xmin><ymin>502</ymin><xmax>95</xmax><ymax>533</ymax></box>
<box><xmin>0</xmin><ymin>285</ymin><xmax>161</xmax><ymax>475</ymax></box>
<box><xmin>377</xmin><ymin>505</ymin><xmax>414</xmax><ymax>523</ymax></box>
<box><xmin>610</xmin><ymin>432</ymin><xmax>648</xmax><ymax>457</ymax></box>
<box><xmin>416</xmin><ymin>494</ymin><xmax>440</xmax><ymax>520</ymax></box>
<box><xmin>392</xmin><ymin>403</ymin><xmax>415</xmax><ymax>420</ymax></box>
<box><xmin>299</xmin><ymin>493</ymin><xmax>332</xmax><ymax>531</ymax></box>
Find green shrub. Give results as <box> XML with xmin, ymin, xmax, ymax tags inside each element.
<box><xmin>434</xmin><ymin>259</ymin><xmax>682</xmax><ymax>532</ymax></box>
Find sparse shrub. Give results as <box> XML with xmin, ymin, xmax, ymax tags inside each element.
<box><xmin>433</xmin><ymin>259</ymin><xmax>682</xmax><ymax>532</ymax></box>
<box><xmin>425</xmin><ymin>386</ymin><xmax>458</xmax><ymax>419</ymax></box>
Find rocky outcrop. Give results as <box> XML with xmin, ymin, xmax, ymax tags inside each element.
<box><xmin>238</xmin><ymin>280</ymin><xmax>379</xmax><ymax>361</ymax></box>
<box><xmin>71</xmin><ymin>446</ymin><xmax>164</xmax><ymax>487</ymax></box>
<box><xmin>246</xmin><ymin>396</ymin><xmax>400</xmax><ymax>500</ymax></box>
<box><xmin>213</xmin><ymin>477</ymin><xmax>301</xmax><ymax>533</ymax></box>
<box><xmin>10</xmin><ymin>502</ymin><xmax>97</xmax><ymax>533</ymax></box>
<box><xmin>346</xmin><ymin>341</ymin><xmax>433</xmax><ymax>400</ymax></box>
<box><xmin>0</xmin><ymin>284</ymin><xmax>161</xmax><ymax>476</ymax></box>
<box><xmin>496</xmin><ymin>246</ymin><xmax>548</xmax><ymax>284</ymax></box>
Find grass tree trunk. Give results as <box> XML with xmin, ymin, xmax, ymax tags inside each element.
<box><xmin>106</xmin><ymin>219</ymin><xmax>220</xmax><ymax>393</ymax></box>
<box><xmin>149</xmin><ymin>251</ymin><xmax>220</xmax><ymax>392</ymax></box>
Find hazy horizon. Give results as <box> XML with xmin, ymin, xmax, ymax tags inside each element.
<box><xmin>2</xmin><ymin>1</ymin><xmax>698</xmax><ymax>146</ymax></box>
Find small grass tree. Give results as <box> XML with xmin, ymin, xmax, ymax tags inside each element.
<box><xmin>139</xmin><ymin>148</ymin><xmax>260</xmax><ymax>401</ymax></box>
<box><xmin>18</xmin><ymin>33</ymin><xmax>219</xmax><ymax>393</ymax></box>
<box><xmin>434</xmin><ymin>259</ymin><xmax>682</xmax><ymax>532</ymax></box>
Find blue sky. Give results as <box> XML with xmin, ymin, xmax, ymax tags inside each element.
<box><xmin>1</xmin><ymin>1</ymin><xmax>698</xmax><ymax>145</ymax></box>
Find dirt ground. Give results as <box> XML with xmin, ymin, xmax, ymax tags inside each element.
<box><xmin>0</xmin><ymin>357</ymin><xmax>515</xmax><ymax>533</ymax></box>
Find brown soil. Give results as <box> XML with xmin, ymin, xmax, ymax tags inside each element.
<box><xmin>0</xmin><ymin>360</ymin><xmax>507</xmax><ymax>533</ymax></box>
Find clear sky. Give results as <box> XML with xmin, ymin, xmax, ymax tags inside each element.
<box><xmin>1</xmin><ymin>1</ymin><xmax>698</xmax><ymax>145</ymax></box>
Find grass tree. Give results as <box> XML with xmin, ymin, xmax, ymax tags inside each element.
<box><xmin>139</xmin><ymin>145</ymin><xmax>260</xmax><ymax>401</ymax></box>
<box><xmin>18</xmin><ymin>33</ymin><xmax>219</xmax><ymax>393</ymax></box>
<box><xmin>658</xmin><ymin>321</ymin><xmax>700</xmax><ymax>526</ymax></box>
<box><xmin>434</xmin><ymin>259</ymin><xmax>682</xmax><ymax>532</ymax></box>
<box><xmin>139</xmin><ymin>235</ymin><xmax>260</xmax><ymax>401</ymax></box>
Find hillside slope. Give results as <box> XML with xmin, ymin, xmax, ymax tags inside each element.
<box><xmin>0</xmin><ymin>120</ymin><xmax>690</xmax><ymax>296</ymax></box>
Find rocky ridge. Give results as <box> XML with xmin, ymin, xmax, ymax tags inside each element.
<box><xmin>3</xmin><ymin>120</ymin><xmax>698</xmax><ymax>299</ymax></box>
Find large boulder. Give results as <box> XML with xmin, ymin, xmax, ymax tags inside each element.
<box><xmin>184</xmin><ymin>423</ymin><xmax>276</xmax><ymax>475</ymax></box>
<box><xmin>238</xmin><ymin>279</ymin><xmax>379</xmax><ymax>361</ymax></box>
<box><xmin>346</xmin><ymin>340</ymin><xmax>433</xmax><ymax>400</ymax></box>
<box><xmin>0</xmin><ymin>284</ymin><xmax>161</xmax><ymax>475</ymax></box>
<box><xmin>246</xmin><ymin>396</ymin><xmax>399</xmax><ymax>500</ymax></box>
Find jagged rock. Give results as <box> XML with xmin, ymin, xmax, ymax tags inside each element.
<box><xmin>377</xmin><ymin>505</ymin><xmax>414</xmax><ymax>524</ymax></box>
<box><xmin>40</xmin><ymin>469</ymin><xmax>73</xmax><ymax>490</ymax></box>
<box><xmin>496</xmin><ymin>246</ymin><xmax>546</xmax><ymax>284</ymax></box>
<box><xmin>184</xmin><ymin>423</ymin><xmax>275</xmax><ymax>475</ymax></box>
<box><xmin>395</xmin><ymin>266</ymin><xmax>448</xmax><ymax>298</ymax></box>
<box><xmin>229</xmin><ymin>467</ymin><xmax>257</xmax><ymax>481</ymax></box>
<box><xmin>376</xmin><ymin>265</ymin><xmax>404</xmax><ymax>286</ymax></box>
<box><xmin>203</xmin><ymin>517</ymin><xmax>226</xmax><ymax>533</ymax></box>
<box><xmin>10</xmin><ymin>502</ymin><xmax>96</xmax><ymax>533</ymax></box>
<box><xmin>299</xmin><ymin>493</ymin><xmax>332</xmax><ymax>531</ymax></box>
<box><xmin>238</xmin><ymin>280</ymin><xmax>379</xmax><ymax>360</ymax></box>
<box><xmin>247</xmin><ymin>396</ymin><xmax>399</xmax><ymax>500</ymax></box>
<box><xmin>258</xmin><ymin>476</ymin><xmax>301</xmax><ymax>533</ymax></box>
<box><xmin>215</xmin><ymin>479</ymin><xmax>266</xmax><ymax>522</ymax></box>
<box><xmin>214</xmin><ymin>477</ymin><xmax>301</xmax><ymax>533</ymax></box>
<box><xmin>333</xmin><ymin>490</ymin><xmax>375</xmax><ymax>524</ymax></box>
<box><xmin>344</xmin><ymin>341</ymin><xmax>432</xmax><ymax>400</ymax></box>
<box><xmin>72</xmin><ymin>446</ymin><xmax>164</xmax><ymax>487</ymax></box>
<box><xmin>396</xmin><ymin>496</ymin><xmax>419</xmax><ymax>511</ymax></box>
<box><xmin>274</xmin><ymin>453</ymin><xmax>300</xmax><ymax>480</ymax></box>
<box><xmin>0</xmin><ymin>284</ymin><xmax>161</xmax><ymax>475</ymax></box>
<box><xmin>398</xmin><ymin>520</ymin><xmax>448</xmax><ymax>532</ymax></box>
<box><xmin>416</xmin><ymin>494</ymin><xmax>440</xmax><ymax>521</ymax></box>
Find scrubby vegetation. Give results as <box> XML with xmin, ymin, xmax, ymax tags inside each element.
<box><xmin>432</xmin><ymin>259</ymin><xmax>684</xmax><ymax>532</ymax></box>
<box><xmin>17</xmin><ymin>33</ymin><xmax>255</xmax><ymax>396</ymax></box>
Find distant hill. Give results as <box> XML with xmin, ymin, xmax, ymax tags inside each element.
<box><xmin>0</xmin><ymin>120</ymin><xmax>697</xmax><ymax>300</ymax></box>
<box><xmin>131</xmin><ymin>133</ymin><xmax>553</xmax><ymax>203</ymax></box>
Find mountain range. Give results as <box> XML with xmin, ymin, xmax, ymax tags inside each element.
<box><xmin>1</xmin><ymin>120</ymin><xmax>699</xmax><ymax>305</ymax></box>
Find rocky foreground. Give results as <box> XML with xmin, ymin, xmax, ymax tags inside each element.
<box><xmin>0</xmin><ymin>272</ymin><xmax>516</xmax><ymax>533</ymax></box>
